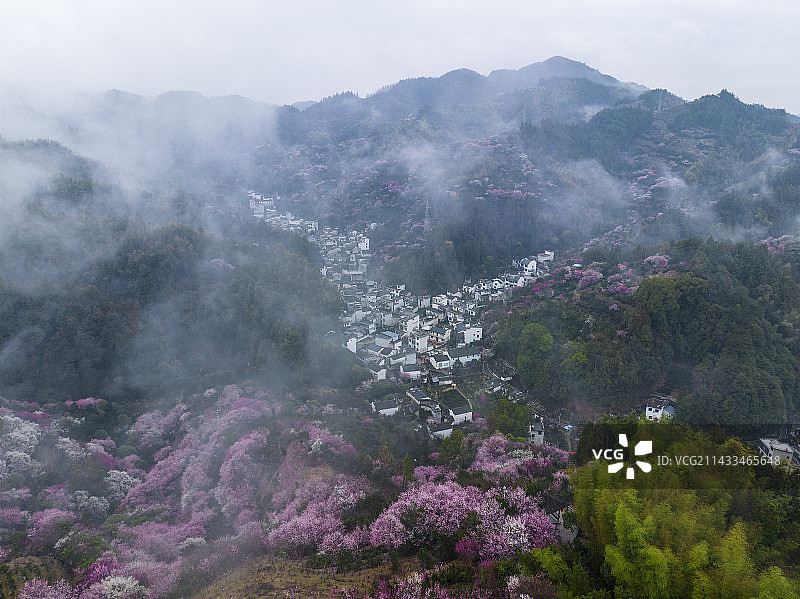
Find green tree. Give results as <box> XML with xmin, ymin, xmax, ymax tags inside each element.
<box><xmin>693</xmin><ymin>523</ymin><xmax>756</xmax><ymax>599</ymax></box>
<box><xmin>401</xmin><ymin>453</ymin><xmax>416</xmax><ymax>488</ymax></box>
<box><xmin>487</xmin><ymin>398</ymin><xmax>531</xmax><ymax>440</ymax></box>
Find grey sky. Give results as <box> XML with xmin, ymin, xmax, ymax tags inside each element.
<box><xmin>2</xmin><ymin>0</ymin><xmax>799</xmax><ymax>114</ymax></box>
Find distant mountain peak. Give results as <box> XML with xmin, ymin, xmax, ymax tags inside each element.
<box><xmin>488</xmin><ymin>56</ymin><xmax>645</xmax><ymax>96</ymax></box>
<box><xmin>539</xmin><ymin>55</ymin><xmax>588</xmax><ymax>67</ymax></box>
<box><xmin>440</xmin><ymin>67</ymin><xmax>484</xmax><ymax>79</ymax></box>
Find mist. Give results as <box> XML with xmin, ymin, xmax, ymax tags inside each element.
<box><xmin>2</xmin><ymin>55</ymin><xmax>800</xmax><ymax>599</ymax></box>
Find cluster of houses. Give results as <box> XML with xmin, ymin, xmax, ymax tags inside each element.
<box><xmin>247</xmin><ymin>191</ymin><xmax>559</xmax><ymax>438</ymax></box>
<box><xmin>366</xmin><ymin>385</ymin><xmax>474</xmax><ymax>439</ymax></box>
<box><xmin>247</xmin><ymin>188</ymin><xmax>555</xmax><ymax>387</ymax></box>
<box><xmin>247</xmin><ymin>192</ymin><xmax>800</xmax><ymax>473</ymax></box>
<box><xmin>248</xmin><ymin>191</ymin><xmax>319</xmax><ymax>235</ymax></box>
<box><xmin>332</xmin><ymin>250</ymin><xmax>555</xmax><ymax>384</ymax></box>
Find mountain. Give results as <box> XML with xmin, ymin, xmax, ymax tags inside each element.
<box><xmin>0</xmin><ymin>58</ymin><xmax>647</xmax><ymax>203</ymax></box>
<box><xmin>3</xmin><ymin>57</ymin><xmax>800</xmax><ymax>297</ymax></box>
<box><xmin>488</xmin><ymin>55</ymin><xmax>644</xmax><ymax>93</ymax></box>
<box><xmin>319</xmin><ymin>56</ymin><xmax>645</xmax><ymax>124</ymax></box>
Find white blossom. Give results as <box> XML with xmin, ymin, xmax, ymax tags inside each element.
<box><xmin>1</xmin><ymin>416</ymin><xmax>42</xmax><ymax>453</ymax></box>
<box><xmin>4</xmin><ymin>451</ymin><xmax>44</xmax><ymax>477</ymax></box>
<box><xmin>70</xmin><ymin>490</ymin><xmax>110</xmax><ymax>521</ymax></box>
<box><xmin>56</xmin><ymin>437</ymin><xmax>88</xmax><ymax>463</ymax></box>
<box><xmin>178</xmin><ymin>537</ymin><xmax>206</xmax><ymax>555</ymax></box>
<box><xmin>104</xmin><ymin>470</ymin><xmax>140</xmax><ymax>501</ymax></box>
<box><xmin>501</xmin><ymin>516</ymin><xmax>529</xmax><ymax>551</ymax></box>
<box><xmin>88</xmin><ymin>575</ymin><xmax>147</xmax><ymax>599</ymax></box>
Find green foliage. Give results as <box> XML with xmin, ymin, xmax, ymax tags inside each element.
<box><xmin>437</xmin><ymin>429</ymin><xmax>465</xmax><ymax>465</ymax></box>
<box><xmin>401</xmin><ymin>454</ymin><xmax>416</xmax><ymax>487</ymax></box>
<box><xmin>569</xmin><ymin>419</ymin><xmax>800</xmax><ymax>599</ymax></box>
<box><xmin>366</xmin><ymin>380</ymin><xmax>403</xmax><ymax>401</ymax></box>
<box><xmin>0</xmin><ymin>557</ymin><xmax>70</xmax><ymax>599</ymax></box>
<box><xmin>494</xmin><ymin>238</ymin><xmax>800</xmax><ymax>426</ymax></box>
<box><xmin>0</xmin><ymin>211</ymin><xmax>357</xmax><ymax>423</ymax></box>
<box><xmin>341</xmin><ymin>493</ymin><xmax>392</xmax><ymax>531</ymax></box>
<box><xmin>753</xmin><ymin>568</ymin><xmax>800</xmax><ymax>599</ymax></box>
<box><xmin>692</xmin><ymin>523</ymin><xmax>755</xmax><ymax>599</ymax></box>
<box><xmin>487</xmin><ymin>397</ymin><xmax>532</xmax><ymax>440</ymax></box>
<box><xmin>493</xmin><ymin>558</ymin><xmax>520</xmax><ymax>579</ymax></box>
<box><xmin>431</xmin><ymin>562</ymin><xmax>474</xmax><ymax>587</ymax></box>
<box><xmin>527</xmin><ymin>547</ymin><xmax>609</xmax><ymax>599</ymax></box>
<box><xmin>55</xmin><ymin>530</ymin><xmax>109</xmax><ymax>569</ymax></box>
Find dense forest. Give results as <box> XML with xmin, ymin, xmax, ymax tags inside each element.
<box><xmin>0</xmin><ymin>141</ymin><xmax>360</xmax><ymax>419</ymax></box>
<box><xmin>493</xmin><ymin>237</ymin><xmax>800</xmax><ymax>429</ymax></box>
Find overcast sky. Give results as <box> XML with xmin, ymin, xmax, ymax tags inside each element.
<box><xmin>2</xmin><ymin>0</ymin><xmax>799</xmax><ymax>114</ymax></box>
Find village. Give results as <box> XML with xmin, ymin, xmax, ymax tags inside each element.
<box><xmin>248</xmin><ymin>191</ymin><xmax>565</xmax><ymax>441</ymax></box>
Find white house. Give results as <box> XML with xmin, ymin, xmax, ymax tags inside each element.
<box><xmin>464</xmin><ymin>326</ymin><xmax>483</xmax><ymax>344</ymax></box>
<box><xmin>450</xmin><ymin>405</ymin><xmax>473</xmax><ymax>425</ymax></box>
<box><xmin>430</xmin><ymin>422</ymin><xmax>453</xmax><ymax>439</ymax></box>
<box><xmin>382</xmin><ymin>330</ymin><xmax>401</xmax><ymax>345</ymax></box>
<box><xmin>522</xmin><ymin>258</ymin><xmax>538</xmax><ymax>275</ymax></box>
<box><xmin>358</xmin><ymin>237</ymin><xmax>370</xmax><ymax>251</ymax></box>
<box><xmin>409</xmin><ymin>332</ymin><xmax>429</xmax><ymax>354</ymax></box>
<box><xmin>428</xmin><ymin>326</ymin><xmax>450</xmax><ymax>346</ymax></box>
<box><xmin>447</xmin><ymin>347</ymin><xmax>481</xmax><ymax>365</ymax></box>
<box><xmin>536</xmin><ymin>250</ymin><xmax>555</xmax><ymax>263</ymax></box>
<box><xmin>362</xmin><ymin>343</ymin><xmax>383</xmax><ymax>358</ymax></box>
<box><xmin>407</xmin><ymin>389</ymin><xmax>431</xmax><ymax>404</ymax></box>
<box><xmin>403</xmin><ymin>313</ymin><xmax>421</xmax><ymax>335</ymax></box>
<box><xmin>371</xmin><ymin>398</ymin><xmax>399</xmax><ymax>417</ymax></box>
<box><xmin>368</xmin><ymin>365</ymin><xmax>387</xmax><ymax>381</ymax></box>
<box><xmin>429</xmin><ymin>353</ymin><xmax>452</xmax><ymax>370</ymax></box>
<box><xmin>529</xmin><ymin>421</ymin><xmax>545</xmax><ymax>444</ymax></box>
<box><xmin>388</xmin><ymin>351</ymin><xmax>407</xmax><ymax>366</ymax></box>
<box><xmin>758</xmin><ymin>438</ymin><xmax>795</xmax><ymax>467</ymax></box>
<box><xmin>400</xmin><ymin>363</ymin><xmax>422</xmax><ymax>380</ymax></box>
<box><xmin>645</xmin><ymin>396</ymin><xmax>676</xmax><ymax>421</ymax></box>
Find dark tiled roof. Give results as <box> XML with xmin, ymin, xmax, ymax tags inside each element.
<box><xmin>373</xmin><ymin>399</ymin><xmax>398</xmax><ymax>411</ymax></box>
<box><xmin>448</xmin><ymin>346</ymin><xmax>481</xmax><ymax>358</ymax></box>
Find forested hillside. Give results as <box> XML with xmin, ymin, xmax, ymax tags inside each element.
<box><xmin>493</xmin><ymin>237</ymin><xmax>800</xmax><ymax>428</ymax></box>
<box><xmin>0</xmin><ymin>139</ymin><xmax>355</xmax><ymax>414</ymax></box>
<box><xmin>2</xmin><ymin>386</ymin><xmax>797</xmax><ymax>599</ymax></box>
